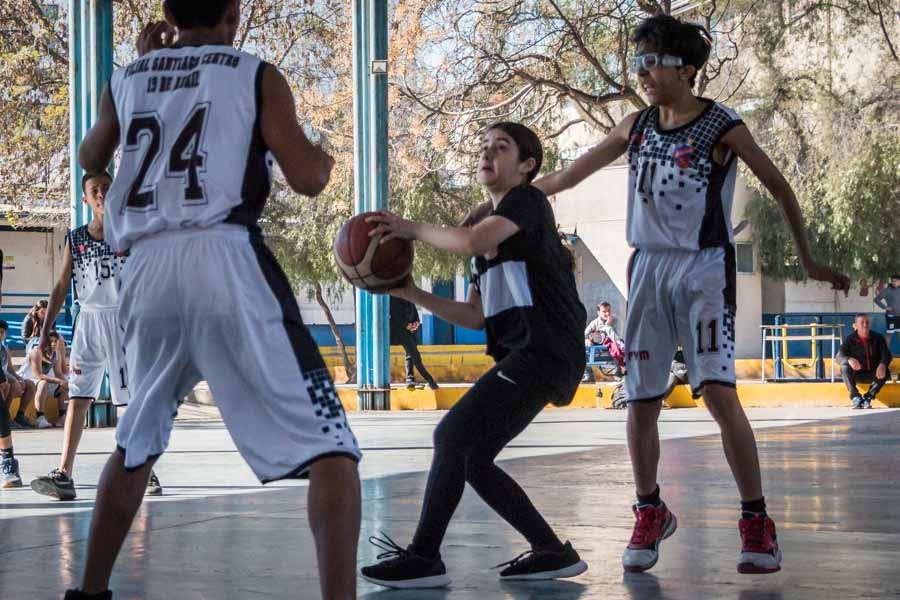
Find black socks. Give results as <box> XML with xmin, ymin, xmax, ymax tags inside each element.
<box><xmin>741</xmin><ymin>497</ymin><xmax>767</xmax><ymax>519</ymax></box>
<box><xmin>637</xmin><ymin>485</ymin><xmax>662</xmax><ymax>508</ymax></box>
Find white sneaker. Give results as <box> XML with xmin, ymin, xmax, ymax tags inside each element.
<box><xmin>36</xmin><ymin>416</ymin><xmax>52</xmax><ymax>429</ymax></box>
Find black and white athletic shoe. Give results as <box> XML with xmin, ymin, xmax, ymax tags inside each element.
<box><xmin>31</xmin><ymin>468</ymin><xmax>76</xmax><ymax>501</ymax></box>
<box><xmin>145</xmin><ymin>470</ymin><xmax>163</xmax><ymax>496</ymax></box>
<box><xmin>360</xmin><ymin>533</ymin><xmax>451</xmax><ymax>589</ymax></box>
<box><xmin>496</xmin><ymin>541</ymin><xmax>588</xmax><ymax>581</ymax></box>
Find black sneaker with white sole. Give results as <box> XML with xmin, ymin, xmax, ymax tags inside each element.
<box><xmin>496</xmin><ymin>541</ymin><xmax>588</xmax><ymax>580</ymax></box>
<box><xmin>63</xmin><ymin>589</ymin><xmax>112</xmax><ymax>599</ymax></box>
<box><xmin>360</xmin><ymin>534</ymin><xmax>451</xmax><ymax>589</ymax></box>
<box><xmin>31</xmin><ymin>469</ymin><xmax>76</xmax><ymax>501</ymax></box>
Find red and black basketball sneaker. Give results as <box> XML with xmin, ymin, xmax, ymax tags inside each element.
<box><xmin>738</xmin><ymin>513</ymin><xmax>782</xmax><ymax>574</ymax></box>
<box><xmin>622</xmin><ymin>503</ymin><xmax>678</xmax><ymax>573</ymax></box>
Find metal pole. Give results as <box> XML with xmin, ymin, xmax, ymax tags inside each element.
<box><xmin>79</xmin><ymin>2</ymin><xmax>92</xmax><ymax>227</ymax></box>
<box><xmin>814</xmin><ymin>316</ymin><xmax>824</xmax><ymax>379</ymax></box>
<box><xmin>369</xmin><ymin>0</ymin><xmax>390</xmax><ymax>407</ymax></box>
<box><xmin>352</xmin><ymin>0</ymin><xmax>370</xmax><ymax>393</ymax></box>
<box><xmin>68</xmin><ymin>0</ymin><xmax>84</xmax><ymax>229</ymax></box>
<box><xmin>774</xmin><ymin>315</ymin><xmax>783</xmax><ymax>380</ymax></box>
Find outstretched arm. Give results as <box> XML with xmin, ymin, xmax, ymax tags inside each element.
<box><xmin>533</xmin><ymin>112</ymin><xmax>638</xmax><ymax>197</ymax></box>
<box><xmin>260</xmin><ymin>65</ymin><xmax>334</xmax><ymax>197</ymax></box>
<box><xmin>723</xmin><ymin>125</ymin><xmax>850</xmax><ymax>292</ymax></box>
<box><xmin>39</xmin><ymin>245</ymin><xmax>73</xmax><ymax>357</ymax></box>
<box><xmin>368</xmin><ymin>211</ymin><xmax>519</xmax><ymax>258</ymax></box>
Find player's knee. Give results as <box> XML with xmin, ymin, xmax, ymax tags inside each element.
<box><xmin>309</xmin><ymin>454</ymin><xmax>358</xmax><ymax>479</ymax></box>
<box><xmin>432</xmin><ymin>418</ymin><xmax>465</xmax><ymax>455</ymax></box>
<box><xmin>72</xmin><ymin>398</ymin><xmax>92</xmax><ymax>413</ymax></box>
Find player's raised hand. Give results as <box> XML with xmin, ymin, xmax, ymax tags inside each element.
<box><xmin>806</xmin><ymin>263</ymin><xmax>851</xmax><ymax>295</ymax></box>
<box><xmin>137</xmin><ymin>21</ymin><xmax>175</xmax><ymax>57</ymax></box>
<box><xmin>367</xmin><ymin>210</ymin><xmax>418</xmax><ymax>243</ymax></box>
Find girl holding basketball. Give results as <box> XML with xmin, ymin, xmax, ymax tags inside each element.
<box><xmin>361</xmin><ymin>122</ymin><xmax>588</xmax><ymax>588</ymax></box>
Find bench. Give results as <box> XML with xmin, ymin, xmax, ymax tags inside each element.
<box><xmin>586</xmin><ymin>345</ymin><xmax>619</xmax><ymax>378</ymax></box>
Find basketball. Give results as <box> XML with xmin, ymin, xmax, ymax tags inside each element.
<box><xmin>333</xmin><ymin>212</ymin><xmax>414</xmax><ymax>292</ymax></box>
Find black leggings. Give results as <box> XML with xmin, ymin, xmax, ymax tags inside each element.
<box><xmin>0</xmin><ymin>393</ymin><xmax>11</xmax><ymax>439</ymax></box>
<box><xmin>410</xmin><ymin>352</ymin><xmax>576</xmax><ymax>557</ymax></box>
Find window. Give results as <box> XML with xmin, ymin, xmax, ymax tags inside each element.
<box><xmin>736</xmin><ymin>242</ymin><xmax>754</xmax><ymax>274</ymax></box>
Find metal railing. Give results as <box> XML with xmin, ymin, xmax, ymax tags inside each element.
<box><xmin>760</xmin><ymin>323</ymin><xmax>844</xmax><ymax>382</ymax></box>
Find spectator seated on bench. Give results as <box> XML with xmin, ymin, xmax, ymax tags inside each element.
<box><xmin>583</xmin><ymin>301</ymin><xmax>625</xmax><ymax>381</ymax></box>
<box><xmin>837</xmin><ymin>313</ymin><xmax>892</xmax><ymax>409</ymax></box>
<box><xmin>0</xmin><ymin>321</ymin><xmax>37</xmax><ymax>428</ymax></box>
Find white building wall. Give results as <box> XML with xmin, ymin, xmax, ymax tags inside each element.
<box><xmin>552</xmin><ymin>167</ymin><xmax>764</xmax><ymax>359</ymax></box>
<box><xmin>0</xmin><ymin>225</ymin><xmax>68</xmax><ymax>316</ymax></box>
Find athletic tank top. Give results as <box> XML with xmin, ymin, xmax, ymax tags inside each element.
<box><xmin>67</xmin><ymin>225</ymin><xmax>126</xmax><ymax>310</ymax></box>
<box><xmin>626</xmin><ymin>99</ymin><xmax>743</xmax><ymax>251</ymax></box>
<box><xmin>106</xmin><ymin>46</ymin><xmax>273</xmax><ymax>252</ymax></box>
<box><xmin>17</xmin><ymin>350</ymin><xmax>56</xmax><ymax>381</ymax></box>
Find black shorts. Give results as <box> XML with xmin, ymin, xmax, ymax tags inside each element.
<box><xmin>887</xmin><ymin>315</ymin><xmax>899</xmax><ymax>333</ymax></box>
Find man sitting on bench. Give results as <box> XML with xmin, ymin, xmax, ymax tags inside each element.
<box><xmin>584</xmin><ymin>302</ymin><xmax>625</xmax><ymax>381</ymax></box>
<box><xmin>837</xmin><ymin>313</ymin><xmax>892</xmax><ymax>409</ymax></box>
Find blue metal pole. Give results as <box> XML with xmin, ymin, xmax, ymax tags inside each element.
<box><xmin>79</xmin><ymin>1</ymin><xmax>91</xmax><ymax>227</ymax></box>
<box><xmin>69</xmin><ymin>0</ymin><xmax>84</xmax><ymax>229</ymax></box>
<box><xmin>352</xmin><ymin>0</ymin><xmax>371</xmax><ymax>394</ymax></box>
<box><xmin>369</xmin><ymin>0</ymin><xmax>390</xmax><ymax>397</ymax></box>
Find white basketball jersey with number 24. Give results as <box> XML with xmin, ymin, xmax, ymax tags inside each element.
<box><xmin>105</xmin><ymin>46</ymin><xmax>273</xmax><ymax>253</ymax></box>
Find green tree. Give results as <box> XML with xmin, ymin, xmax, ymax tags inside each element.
<box><xmin>738</xmin><ymin>0</ymin><xmax>900</xmax><ymax>281</ymax></box>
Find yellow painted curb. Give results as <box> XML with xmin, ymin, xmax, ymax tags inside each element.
<box><xmin>335</xmin><ymin>381</ymin><xmax>900</xmax><ymax>411</ymax></box>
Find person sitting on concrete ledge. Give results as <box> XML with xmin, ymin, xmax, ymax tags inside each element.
<box><xmin>837</xmin><ymin>313</ymin><xmax>892</xmax><ymax>409</ymax></box>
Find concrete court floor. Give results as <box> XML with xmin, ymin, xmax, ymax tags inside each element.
<box><xmin>1</xmin><ymin>407</ymin><xmax>898</xmax><ymax>600</ymax></box>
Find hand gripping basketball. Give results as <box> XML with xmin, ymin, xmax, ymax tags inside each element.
<box><xmin>334</xmin><ymin>212</ymin><xmax>414</xmax><ymax>292</ymax></box>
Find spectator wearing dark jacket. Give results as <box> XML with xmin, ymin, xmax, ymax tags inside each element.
<box><xmin>836</xmin><ymin>313</ymin><xmax>892</xmax><ymax>409</ymax></box>
<box><xmin>390</xmin><ymin>297</ymin><xmax>438</xmax><ymax>390</ymax></box>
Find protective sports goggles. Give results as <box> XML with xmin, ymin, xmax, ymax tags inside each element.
<box><xmin>630</xmin><ymin>53</ymin><xmax>684</xmax><ymax>73</ymax></box>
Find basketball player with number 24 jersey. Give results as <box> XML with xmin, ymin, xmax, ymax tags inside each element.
<box><xmin>66</xmin><ymin>2</ymin><xmax>361</xmax><ymax>600</ymax></box>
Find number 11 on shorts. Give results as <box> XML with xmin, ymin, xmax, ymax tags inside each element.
<box><xmin>696</xmin><ymin>319</ymin><xmax>719</xmax><ymax>354</ymax></box>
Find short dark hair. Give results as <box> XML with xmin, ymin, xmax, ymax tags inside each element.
<box><xmin>631</xmin><ymin>15</ymin><xmax>711</xmax><ymax>87</ymax></box>
<box><xmin>485</xmin><ymin>122</ymin><xmax>544</xmax><ymax>182</ymax></box>
<box><xmin>49</xmin><ymin>331</ymin><xmax>59</xmax><ymax>340</ymax></box>
<box><xmin>82</xmin><ymin>171</ymin><xmax>112</xmax><ymax>193</ymax></box>
<box><xmin>164</xmin><ymin>0</ymin><xmax>234</xmax><ymax>29</ymax></box>
<box><xmin>0</xmin><ymin>320</ymin><xmax>7</xmax><ymax>332</ymax></box>
<box><xmin>598</xmin><ymin>302</ymin><xmax>611</xmax><ymax>310</ymax></box>
<box><xmin>855</xmin><ymin>313</ymin><xmax>870</xmax><ymax>320</ymax></box>
<box><xmin>892</xmin><ymin>274</ymin><xmax>900</xmax><ymax>280</ymax></box>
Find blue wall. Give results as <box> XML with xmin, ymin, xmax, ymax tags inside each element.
<box><xmin>308</xmin><ymin>279</ymin><xmax>487</xmax><ymax>347</ymax></box>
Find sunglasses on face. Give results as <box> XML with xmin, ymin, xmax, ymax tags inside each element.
<box><xmin>630</xmin><ymin>53</ymin><xmax>684</xmax><ymax>73</ymax></box>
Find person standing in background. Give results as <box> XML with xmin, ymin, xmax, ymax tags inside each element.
<box><xmin>391</xmin><ymin>296</ymin><xmax>439</xmax><ymax>390</ymax></box>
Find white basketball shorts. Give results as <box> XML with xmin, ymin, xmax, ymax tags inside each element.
<box><xmin>115</xmin><ymin>225</ymin><xmax>361</xmax><ymax>482</ymax></box>
<box><xmin>69</xmin><ymin>308</ymin><xmax>129</xmax><ymax>406</ymax></box>
<box><xmin>624</xmin><ymin>246</ymin><xmax>737</xmax><ymax>402</ymax></box>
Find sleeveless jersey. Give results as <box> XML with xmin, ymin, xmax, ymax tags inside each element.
<box><xmin>626</xmin><ymin>100</ymin><xmax>743</xmax><ymax>251</ymax></box>
<box><xmin>17</xmin><ymin>350</ymin><xmax>56</xmax><ymax>381</ymax></box>
<box><xmin>106</xmin><ymin>46</ymin><xmax>274</xmax><ymax>252</ymax></box>
<box><xmin>67</xmin><ymin>225</ymin><xmax>126</xmax><ymax>310</ymax></box>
